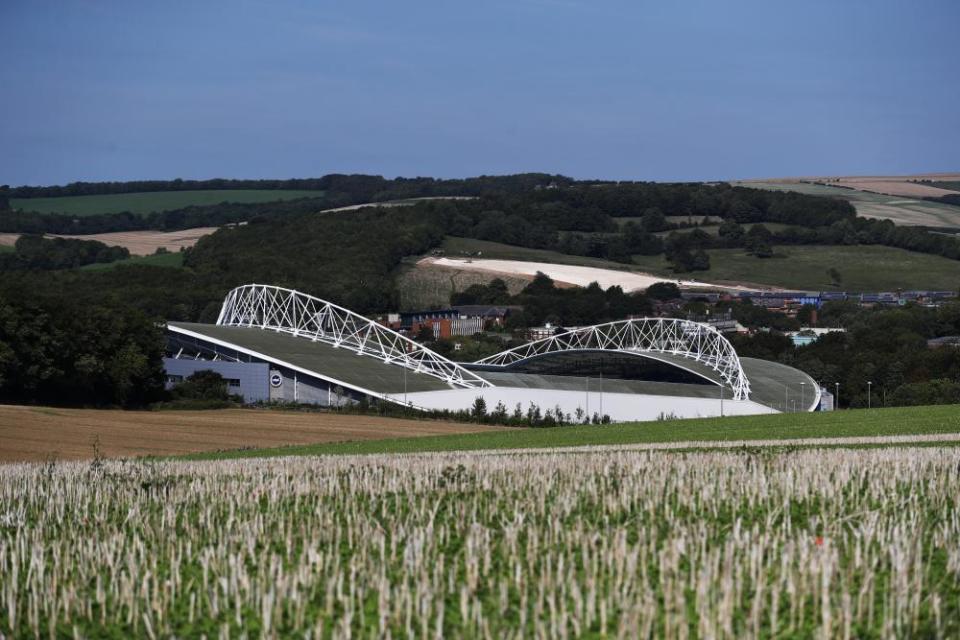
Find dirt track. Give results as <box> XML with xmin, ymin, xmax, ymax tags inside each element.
<box><xmin>0</xmin><ymin>405</ymin><xmax>504</xmax><ymax>462</ymax></box>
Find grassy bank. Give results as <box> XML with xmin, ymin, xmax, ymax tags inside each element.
<box><xmin>183</xmin><ymin>404</ymin><xmax>960</xmax><ymax>460</ymax></box>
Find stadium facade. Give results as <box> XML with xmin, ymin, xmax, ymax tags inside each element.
<box><xmin>164</xmin><ymin>284</ymin><xmax>821</xmax><ymax>421</ymax></box>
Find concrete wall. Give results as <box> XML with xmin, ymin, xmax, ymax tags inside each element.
<box><xmin>163</xmin><ymin>358</ymin><xmax>270</xmax><ymax>403</ymax></box>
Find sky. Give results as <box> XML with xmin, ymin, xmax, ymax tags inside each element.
<box><xmin>1</xmin><ymin>0</ymin><xmax>958</xmax><ymax>186</ymax></box>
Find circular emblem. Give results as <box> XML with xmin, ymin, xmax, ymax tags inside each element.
<box><xmin>270</xmin><ymin>373</ymin><xmax>283</xmax><ymax>387</ymax></box>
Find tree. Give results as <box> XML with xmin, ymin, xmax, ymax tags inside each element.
<box><xmin>827</xmin><ymin>268</ymin><xmax>842</xmax><ymax>288</ymax></box>
<box><xmin>170</xmin><ymin>370</ymin><xmax>231</xmax><ymax>401</ymax></box>
<box><xmin>691</xmin><ymin>249</ymin><xmax>710</xmax><ymax>271</ymax></box>
<box><xmin>667</xmin><ymin>246</ymin><xmax>696</xmax><ymax>272</ymax></box>
<box><xmin>471</xmin><ymin>396</ymin><xmax>488</xmax><ymax>421</ymax></box>
<box><xmin>797</xmin><ymin>304</ymin><xmax>816</xmax><ymax>326</ymax></box>
<box><xmin>718</xmin><ymin>219</ymin><xmax>745</xmax><ymax>243</ymax></box>
<box><xmin>451</xmin><ymin>278</ymin><xmax>511</xmax><ymax>305</ymax></box>
<box><xmin>745</xmin><ymin>224</ymin><xmax>775</xmax><ymax>258</ymax></box>
<box><xmin>640</xmin><ymin>207</ymin><xmax>668</xmax><ymax>232</ymax></box>
<box><xmin>0</xmin><ymin>185</ymin><xmax>9</xmax><ymax>211</ymax></box>
<box><xmin>647</xmin><ymin>281</ymin><xmax>681</xmax><ymax>301</ymax></box>
<box><xmin>522</xmin><ymin>272</ymin><xmax>556</xmax><ymax>296</ymax></box>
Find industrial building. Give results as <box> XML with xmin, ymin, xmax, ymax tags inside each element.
<box><xmin>164</xmin><ymin>284</ymin><xmax>822</xmax><ymax>422</ymax></box>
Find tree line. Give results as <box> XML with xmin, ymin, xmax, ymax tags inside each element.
<box><xmin>0</xmin><ymin>234</ymin><xmax>129</xmax><ymax>270</ymax></box>
<box><xmin>6</xmin><ymin>173</ymin><xmax>572</xmax><ymax>201</ymax></box>
<box><xmin>453</xmin><ymin>273</ymin><xmax>654</xmax><ymax>329</ymax></box>
<box><xmin>730</xmin><ymin>300</ymin><xmax>960</xmax><ymax>408</ymax></box>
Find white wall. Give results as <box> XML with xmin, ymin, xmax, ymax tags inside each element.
<box><xmin>394</xmin><ymin>388</ymin><xmax>777</xmax><ymax>423</ymax></box>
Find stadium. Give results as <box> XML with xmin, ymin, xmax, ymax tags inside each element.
<box><xmin>164</xmin><ymin>284</ymin><xmax>821</xmax><ymax>422</ymax></box>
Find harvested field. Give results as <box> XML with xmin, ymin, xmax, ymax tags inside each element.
<box><xmin>0</xmin><ymin>227</ymin><xmax>217</xmax><ymax>255</ymax></box>
<box><xmin>0</xmin><ymin>405</ymin><xmax>504</xmax><ymax>462</ymax></box>
<box><xmin>398</xmin><ymin>261</ymin><xmax>534</xmax><ymax>309</ymax></box>
<box><xmin>833</xmin><ymin>179</ymin><xmax>958</xmax><ymax>198</ymax></box>
<box><xmin>735</xmin><ymin>180</ymin><xmax>960</xmax><ymax>228</ymax></box>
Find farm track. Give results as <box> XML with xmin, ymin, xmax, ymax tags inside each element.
<box><xmin>0</xmin><ymin>405</ymin><xmax>504</xmax><ymax>463</ymax></box>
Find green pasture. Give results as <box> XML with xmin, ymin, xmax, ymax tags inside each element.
<box><xmin>631</xmin><ymin>244</ymin><xmax>960</xmax><ymax>291</ymax></box>
<box><xmin>10</xmin><ymin>189</ymin><xmax>326</xmax><ymax>216</ymax></box>
<box><xmin>81</xmin><ymin>251</ymin><xmax>185</xmax><ymax>270</ymax></box>
<box><xmin>440</xmin><ymin>236</ymin><xmax>960</xmax><ymax>291</ymax></box>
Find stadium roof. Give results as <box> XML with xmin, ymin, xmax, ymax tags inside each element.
<box><xmin>165</xmin><ymin>284</ymin><xmax>821</xmax><ymax>420</ymax></box>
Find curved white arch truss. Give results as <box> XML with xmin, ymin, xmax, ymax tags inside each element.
<box><xmin>217</xmin><ymin>284</ymin><xmax>491</xmax><ymax>389</ymax></box>
<box><xmin>475</xmin><ymin>318</ymin><xmax>751</xmax><ymax>400</ymax></box>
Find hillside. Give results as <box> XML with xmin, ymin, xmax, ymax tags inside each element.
<box><xmin>10</xmin><ymin>189</ymin><xmax>326</xmax><ymax>216</ymax></box>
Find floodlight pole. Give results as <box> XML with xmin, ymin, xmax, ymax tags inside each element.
<box><xmin>800</xmin><ymin>382</ymin><xmax>806</xmax><ymax>412</ymax></box>
<box><xmin>867</xmin><ymin>381</ymin><xmax>872</xmax><ymax>409</ymax></box>
<box><xmin>720</xmin><ymin>382</ymin><xmax>724</xmax><ymax>417</ymax></box>
<box><xmin>835</xmin><ymin>382</ymin><xmax>839</xmax><ymax>410</ymax></box>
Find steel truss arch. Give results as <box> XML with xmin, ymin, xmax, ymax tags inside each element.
<box><xmin>217</xmin><ymin>284</ymin><xmax>491</xmax><ymax>389</ymax></box>
<box><xmin>475</xmin><ymin>318</ymin><xmax>751</xmax><ymax>400</ymax></box>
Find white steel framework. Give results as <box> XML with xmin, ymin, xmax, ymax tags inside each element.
<box><xmin>217</xmin><ymin>284</ymin><xmax>491</xmax><ymax>388</ymax></box>
<box><xmin>475</xmin><ymin>318</ymin><xmax>752</xmax><ymax>400</ymax></box>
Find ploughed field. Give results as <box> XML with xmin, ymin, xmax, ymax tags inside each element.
<box><xmin>2</xmin><ymin>446</ymin><xmax>959</xmax><ymax>637</ymax></box>
<box><xmin>0</xmin><ymin>405</ymin><xmax>501</xmax><ymax>462</ymax></box>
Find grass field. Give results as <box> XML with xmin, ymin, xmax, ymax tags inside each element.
<box><xmin>631</xmin><ymin>244</ymin><xmax>960</xmax><ymax>291</ymax></box>
<box><xmin>736</xmin><ymin>181</ymin><xmax>960</xmax><ymax>228</ymax></box>
<box><xmin>0</xmin><ymin>405</ymin><xmax>502</xmax><ymax>463</ymax></box>
<box><xmin>80</xmin><ymin>251</ymin><xmax>185</xmax><ymax>270</ymax></box>
<box><xmin>440</xmin><ymin>236</ymin><xmax>960</xmax><ymax>291</ymax></box>
<box><xmin>184</xmin><ymin>404</ymin><xmax>960</xmax><ymax>460</ymax></box>
<box><xmin>930</xmin><ymin>181</ymin><xmax>960</xmax><ymax>192</ymax></box>
<box><xmin>9</xmin><ymin>189</ymin><xmax>326</xmax><ymax>216</ymax></box>
<box><xmin>4</xmin><ymin>440</ymin><xmax>960</xmax><ymax>636</ymax></box>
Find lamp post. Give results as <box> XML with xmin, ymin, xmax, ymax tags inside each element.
<box><xmin>800</xmin><ymin>382</ymin><xmax>806</xmax><ymax>412</ymax></box>
<box><xmin>867</xmin><ymin>381</ymin><xmax>872</xmax><ymax>409</ymax></box>
<box><xmin>835</xmin><ymin>382</ymin><xmax>839</xmax><ymax>410</ymax></box>
<box><xmin>720</xmin><ymin>382</ymin><xmax>724</xmax><ymax>417</ymax></box>
<box><xmin>598</xmin><ymin>361</ymin><xmax>603</xmax><ymax>420</ymax></box>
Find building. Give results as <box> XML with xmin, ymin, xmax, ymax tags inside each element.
<box><xmin>784</xmin><ymin>327</ymin><xmax>846</xmax><ymax>347</ymax></box>
<box><xmin>163</xmin><ymin>284</ymin><xmax>822</xmax><ymax>422</ymax></box>
<box><xmin>927</xmin><ymin>336</ymin><xmax>960</xmax><ymax>349</ymax></box>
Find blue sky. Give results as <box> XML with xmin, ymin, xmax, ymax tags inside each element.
<box><xmin>1</xmin><ymin>0</ymin><xmax>958</xmax><ymax>185</ymax></box>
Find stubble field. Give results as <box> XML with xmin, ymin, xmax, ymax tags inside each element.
<box><xmin>2</xmin><ymin>446</ymin><xmax>959</xmax><ymax>637</ymax></box>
